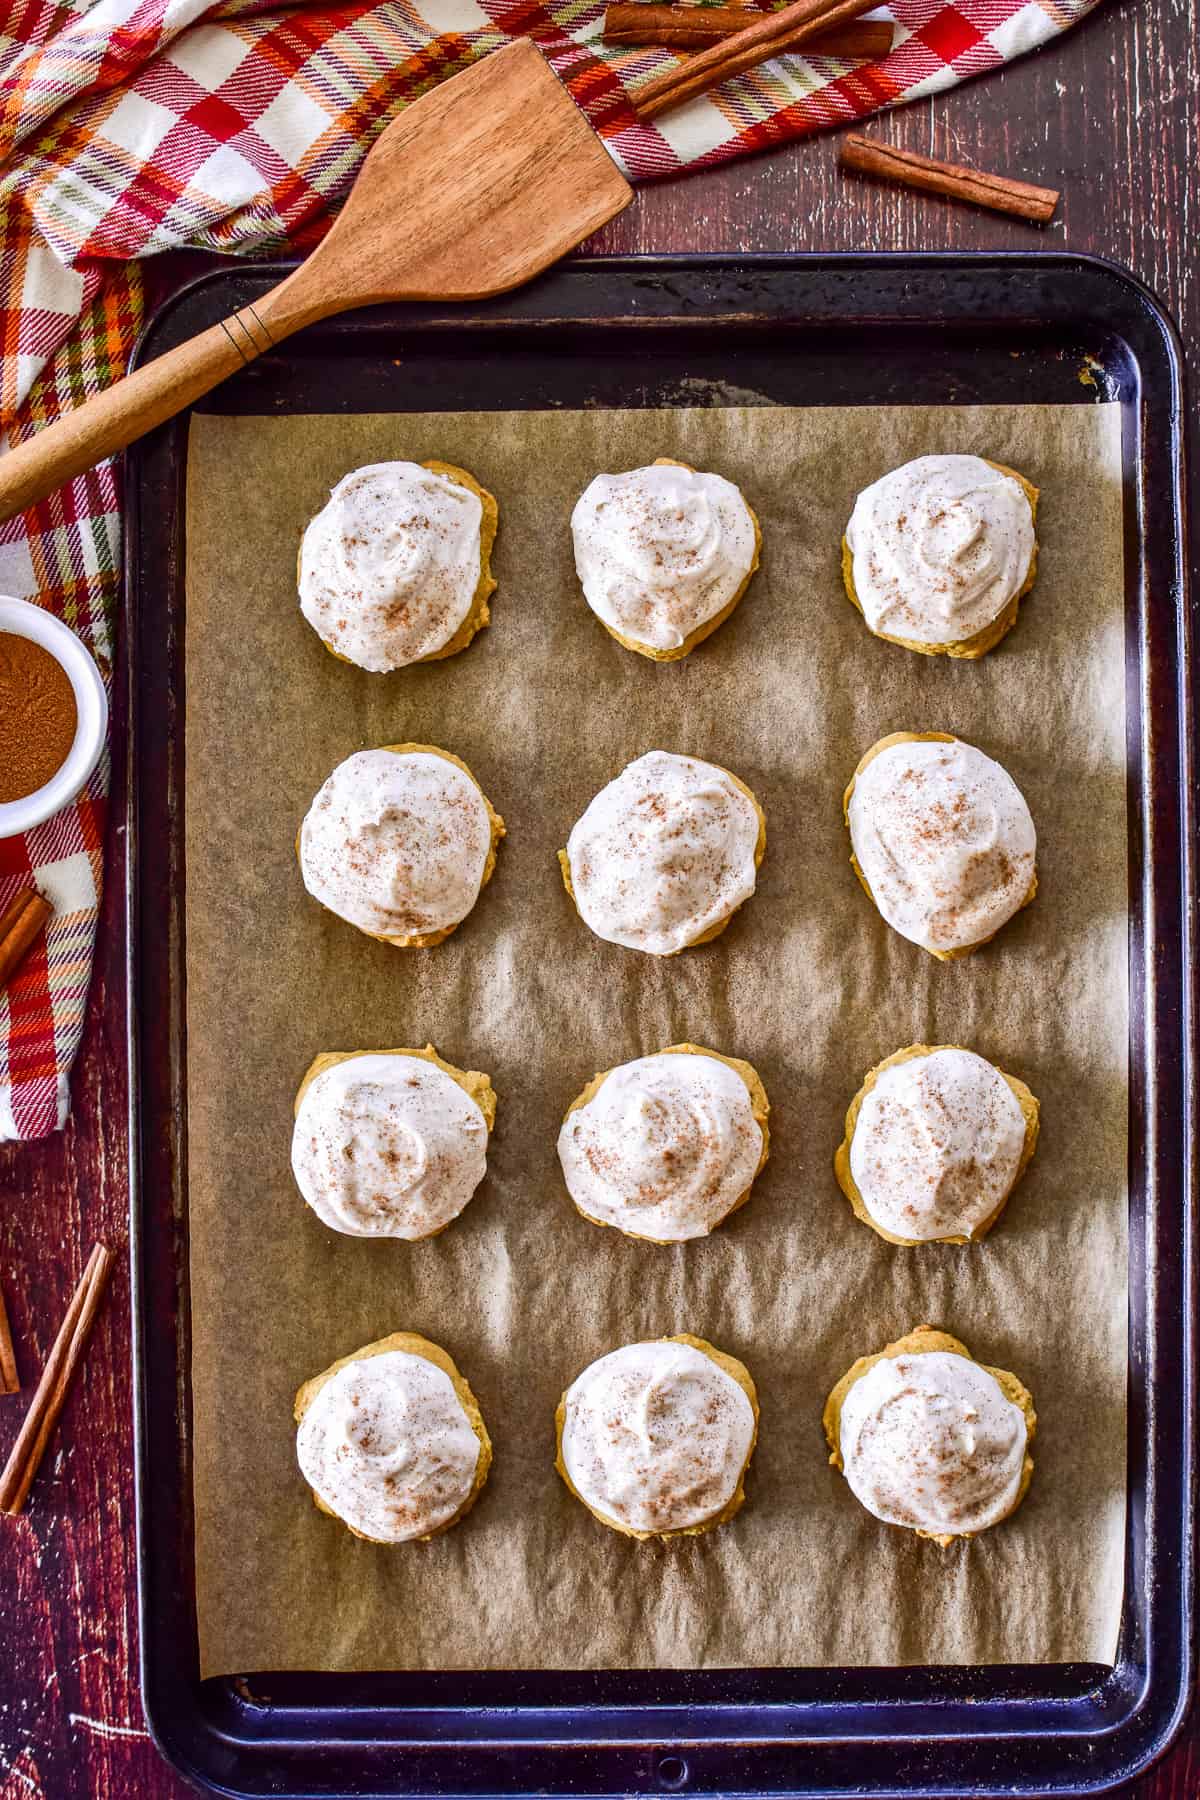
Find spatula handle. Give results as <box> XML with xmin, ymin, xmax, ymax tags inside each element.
<box><xmin>0</xmin><ymin>304</ymin><xmax>281</xmax><ymax>525</ymax></box>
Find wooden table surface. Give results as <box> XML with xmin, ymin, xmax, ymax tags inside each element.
<box><xmin>0</xmin><ymin>0</ymin><xmax>1194</xmax><ymax>1791</ymax></box>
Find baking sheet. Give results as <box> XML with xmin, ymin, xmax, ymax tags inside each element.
<box><xmin>185</xmin><ymin>400</ymin><xmax>1126</xmax><ymax>1676</ymax></box>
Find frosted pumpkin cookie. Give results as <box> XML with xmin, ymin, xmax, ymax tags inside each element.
<box><xmin>292</xmin><ymin>1045</ymin><xmax>496</xmax><ymax>1240</ymax></box>
<box><xmin>559</xmin><ymin>750</ymin><xmax>765</xmax><ymax>955</ymax></box>
<box><xmin>298</xmin><ymin>460</ymin><xmax>497</xmax><ymax>671</ymax></box>
<box><xmin>823</xmin><ymin>1325</ymin><xmax>1035</xmax><ymax>1544</ymax></box>
<box><xmin>294</xmin><ymin>1331</ymin><xmax>491</xmax><ymax>1543</ymax></box>
<box><xmin>843</xmin><ymin>453</ymin><xmax>1037</xmax><ymax>657</ymax></box>
<box><xmin>844</xmin><ymin>732</ymin><xmax>1036</xmax><ymax>958</ymax></box>
<box><xmin>571</xmin><ymin>458</ymin><xmax>761</xmax><ymax>660</ymax></box>
<box><xmin>835</xmin><ymin>1044</ymin><xmax>1039</xmax><ymax>1245</ymax></box>
<box><xmin>299</xmin><ymin>743</ymin><xmax>503</xmax><ymax>947</ymax></box>
<box><xmin>559</xmin><ymin>1044</ymin><xmax>769</xmax><ymax>1242</ymax></box>
<box><xmin>556</xmin><ymin>1335</ymin><xmax>758</xmax><ymax>1539</ymax></box>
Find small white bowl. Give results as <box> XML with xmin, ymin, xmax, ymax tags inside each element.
<box><xmin>0</xmin><ymin>596</ymin><xmax>108</xmax><ymax>839</ymax></box>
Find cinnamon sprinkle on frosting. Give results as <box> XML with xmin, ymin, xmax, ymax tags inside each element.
<box><xmin>293</xmin><ymin>1053</ymin><xmax>488</xmax><ymax>1240</ymax></box>
<box><xmin>559</xmin><ymin>1051</ymin><xmax>763</xmax><ymax>1241</ymax></box>
<box><xmin>839</xmin><ymin>1350</ymin><xmax>1027</xmax><ymax>1537</ymax></box>
<box><xmin>846</xmin><ymin>453</ymin><xmax>1034</xmax><ymax>645</ymax></box>
<box><xmin>847</xmin><ymin>736</ymin><xmax>1035</xmax><ymax>953</ymax></box>
<box><xmin>850</xmin><ymin>1048</ymin><xmax>1027</xmax><ymax>1241</ymax></box>
<box><xmin>560</xmin><ymin>1340</ymin><xmax>755</xmax><ymax>1533</ymax></box>
<box><xmin>299</xmin><ymin>462</ymin><xmax>483</xmax><ymax>671</ymax></box>
<box><xmin>296</xmin><ymin>1350</ymin><xmax>481</xmax><ymax>1542</ymax></box>
<box><xmin>300</xmin><ymin>748</ymin><xmax>492</xmax><ymax>938</ymax></box>
<box><xmin>565</xmin><ymin>750</ymin><xmax>761</xmax><ymax>955</ymax></box>
<box><xmin>571</xmin><ymin>462</ymin><xmax>756</xmax><ymax>652</ymax></box>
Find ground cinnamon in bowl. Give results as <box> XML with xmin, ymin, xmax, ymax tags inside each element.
<box><xmin>0</xmin><ymin>631</ymin><xmax>78</xmax><ymax>803</ymax></box>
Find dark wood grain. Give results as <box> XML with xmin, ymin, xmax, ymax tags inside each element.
<box><xmin>0</xmin><ymin>0</ymin><xmax>1194</xmax><ymax>1788</ymax></box>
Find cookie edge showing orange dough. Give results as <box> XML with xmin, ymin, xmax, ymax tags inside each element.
<box><xmin>555</xmin><ymin>1333</ymin><xmax>759</xmax><ymax>1541</ymax></box>
<box><xmin>293</xmin><ymin>1330</ymin><xmax>493</xmax><ymax>1545</ymax></box>
<box><xmin>585</xmin><ymin>457</ymin><xmax>762</xmax><ymax>663</ymax></box>
<box><xmin>841</xmin><ymin>459</ymin><xmax>1039</xmax><ymax>659</ymax></box>
<box><xmin>842</xmin><ymin>731</ymin><xmax>1037</xmax><ymax>961</ymax></box>
<box><xmin>561</xmin><ymin>1043</ymin><xmax>769</xmax><ymax>1242</ymax></box>
<box><xmin>833</xmin><ymin>1043</ymin><xmax>1039</xmax><ymax>1246</ymax></box>
<box><xmin>557</xmin><ymin>757</ymin><xmax>767</xmax><ymax>955</ymax></box>
<box><xmin>299</xmin><ymin>460</ymin><xmax>499</xmax><ymax>669</ymax></box>
<box><xmin>821</xmin><ymin>1323</ymin><xmax>1036</xmax><ymax>1547</ymax></box>
<box><xmin>297</xmin><ymin>742</ymin><xmax>505</xmax><ymax>950</ymax></box>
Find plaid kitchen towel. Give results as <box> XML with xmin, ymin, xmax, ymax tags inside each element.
<box><xmin>0</xmin><ymin>0</ymin><xmax>1102</xmax><ymax>1140</ymax></box>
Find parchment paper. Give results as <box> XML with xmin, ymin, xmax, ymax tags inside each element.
<box><xmin>185</xmin><ymin>400</ymin><xmax>1127</xmax><ymax>1676</ymax></box>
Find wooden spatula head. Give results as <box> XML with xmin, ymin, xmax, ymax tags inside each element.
<box><xmin>0</xmin><ymin>41</ymin><xmax>633</xmax><ymax>525</ymax></box>
<box><xmin>283</xmin><ymin>40</ymin><xmax>632</xmax><ymax>313</ymax></box>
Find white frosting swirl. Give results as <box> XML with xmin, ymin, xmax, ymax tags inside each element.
<box><xmin>300</xmin><ymin>748</ymin><xmax>492</xmax><ymax>939</ymax></box>
<box><xmin>296</xmin><ymin>1350</ymin><xmax>482</xmax><ymax>1542</ymax></box>
<box><xmin>846</xmin><ymin>454</ymin><xmax>1034</xmax><ymax>645</ymax></box>
<box><xmin>565</xmin><ymin>750</ymin><xmax>761</xmax><ymax>955</ymax></box>
<box><xmin>292</xmin><ymin>1053</ymin><xmax>488</xmax><ymax>1240</ymax></box>
<box><xmin>839</xmin><ymin>1350</ymin><xmax>1028</xmax><ymax>1536</ymax></box>
<box><xmin>571</xmin><ymin>463</ymin><xmax>757</xmax><ymax>652</ymax></box>
<box><xmin>558</xmin><ymin>1052</ymin><xmax>763</xmax><ymax>1241</ymax></box>
<box><xmin>299</xmin><ymin>462</ymin><xmax>484</xmax><ymax>671</ymax></box>
<box><xmin>848</xmin><ymin>736</ymin><xmax>1035</xmax><ymax>953</ymax></box>
<box><xmin>850</xmin><ymin>1049</ymin><xmax>1027</xmax><ymax>1241</ymax></box>
<box><xmin>561</xmin><ymin>1341</ymin><xmax>755</xmax><ymax>1533</ymax></box>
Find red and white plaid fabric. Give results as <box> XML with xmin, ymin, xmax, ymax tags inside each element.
<box><xmin>0</xmin><ymin>0</ymin><xmax>1102</xmax><ymax>1139</ymax></box>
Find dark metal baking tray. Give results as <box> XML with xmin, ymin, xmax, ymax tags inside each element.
<box><xmin>124</xmin><ymin>253</ymin><xmax>1194</xmax><ymax>1799</ymax></box>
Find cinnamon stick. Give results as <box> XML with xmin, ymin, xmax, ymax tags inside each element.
<box><xmin>840</xmin><ymin>132</ymin><xmax>1060</xmax><ymax>224</ymax></box>
<box><xmin>0</xmin><ymin>890</ymin><xmax>35</xmax><ymax>946</ymax></box>
<box><xmin>632</xmin><ymin>0</ymin><xmax>877</xmax><ymax>118</ymax></box>
<box><xmin>0</xmin><ymin>1244</ymin><xmax>112</xmax><ymax>1515</ymax></box>
<box><xmin>605</xmin><ymin>5</ymin><xmax>891</xmax><ymax>56</ymax></box>
<box><xmin>0</xmin><ymin>888</ymin><xmax>52</xmax><ymax>991</ymax></box>
<box><xmin>0</xmin><ymin>1284</ymin><xmax>17</xmax><ymax>1395</ymax></box>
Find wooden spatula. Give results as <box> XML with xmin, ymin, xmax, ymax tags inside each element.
<box><xmin>0</xmin><ymin>40</ymin><xmax>631</xmax><ymax>524</ymax></box>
